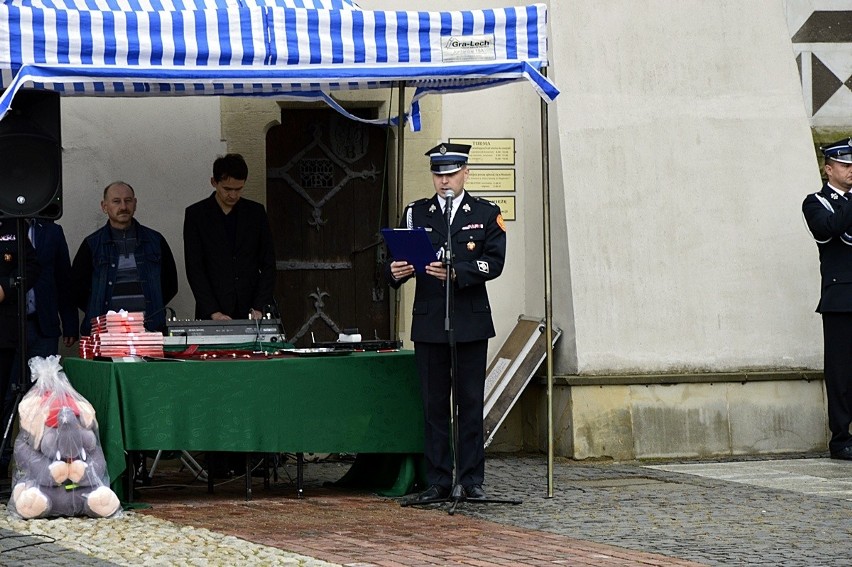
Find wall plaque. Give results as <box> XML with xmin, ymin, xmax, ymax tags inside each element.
<box><xmin>449</xmin><ymin>137</ymin><xmax>515</xmax><ymax>165</ymax></box>
<box><xmin>489</xmin><ymin>196</ymin><xmax>516</xmax><ymax>221</ymax></box>
<box><xmin>465</xmin><ymin>168</ymin><xmax>515</xmax><ymax>192</ymax></box>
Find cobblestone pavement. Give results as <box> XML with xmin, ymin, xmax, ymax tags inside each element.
<box><xmin>0</xmin><ymin>453</ymin><xmax>849</xmax><ymax>566</ymax></box>
<box><xmin>462</xmin><ymin>454</ymin><xmax>851</xmax><ymax>567</ymax></box>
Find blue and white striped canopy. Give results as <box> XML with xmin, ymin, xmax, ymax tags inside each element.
<box><xmin>5</xmin><ymin>0</ymin><xmax>361</xmax><ymax>11</ymax></box>
<box><xmin>0</xmin><ymin>2</ymin><xmax>558</xmax><ymax>129</ymax></box>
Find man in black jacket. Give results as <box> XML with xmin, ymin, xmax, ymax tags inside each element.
<box><xmin>184</xmin><ymin>153</ymin><xmax>276</xmax><ymax>478</ymax></box>
<box><xmin>24</xmin><ymin>220</ymin><xmax>78</xmax><ymax>355</ymax></box>
<box><xmin>183</xmin><ymin>154</ymin><xmax>276</xmax><ymax>321</ymax></box>
<box><xmin>387</xmin><ymin>142</ymin><xmax>506</xmax><ymax>501</ymax></box>
<box><xmin>2</xmin><ymin>220</ymin><xmax>78</xmax><ymax>477</ymax></box>
<box><xmin>802</xmin><ymin>137</ymin><xmax>852</xmax><ymax>461</ymax></box>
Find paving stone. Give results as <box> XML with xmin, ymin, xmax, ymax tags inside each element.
<box><xmin>0</xmin><ymin>453</ymin><xmax>848</xmax><ymax>566</ymax></box>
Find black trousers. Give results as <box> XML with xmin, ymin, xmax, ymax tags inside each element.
<box><xmin>414</xmin><ymin>339</ymin><xmax>487</xmax><ymax>489</ymax></box>
<box><xmin>0</xmin><ymin>349</ymin><xmax>16</xmax><ymax>466</ymax></box>
<box><xmin>822</xmin><ymin>313</ymin><xmax>852</xmax><ymax>453</ymax></box>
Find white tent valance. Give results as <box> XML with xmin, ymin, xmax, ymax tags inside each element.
<box><xmin>0</xmin><ymin>3</ymin><xmax>558</xmax><ymax>129</ymax></box>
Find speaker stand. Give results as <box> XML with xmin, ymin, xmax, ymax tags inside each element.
<box><xmin>0</xmin><ymin>218</ymin><xmax>32</xmax><ymax>493</ymax></box>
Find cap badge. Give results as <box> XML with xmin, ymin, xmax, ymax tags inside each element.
<box><xmin>439</xmin><ymin>145</ymin><xmax>447</xmax><ymax>155</ymax></box>
<box><xmin>832</xmin><ymin>192</ymin><xmax>840</xmax><ymax>200</ymax></box>
<box><xmin>467</xmin><ymin>241</ymin><xmax>476</xmax><ymax>251</ymax></box>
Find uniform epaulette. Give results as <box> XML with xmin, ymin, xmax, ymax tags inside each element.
<box><xmin>472</xmin><ymin>195</ymin><xmax>498</xmax><ymax>207</ymax></box>
<box><xmin>407</xmin><ymin>198</ymin><xmax>431</xmax><ymax>208</ymax></box>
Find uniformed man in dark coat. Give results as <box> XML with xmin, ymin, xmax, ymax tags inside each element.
<box><xmin>387</xmin><ymin>142</ymin><xmax>507</xmax><ymax>501</ymax></box>
<box><xmin>802</xmin><ymin>137</ymin><xmax>852</xmax><ymax>461</ymax></box>
<box><xmin>0</xmin><ymin>219</ymin><xmax>39</xmax><ymax>477</ymax></box>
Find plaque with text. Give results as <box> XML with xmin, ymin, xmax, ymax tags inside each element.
<box><xmin>465</xmin><ymin>169</ymin><xmax>515</xmax><ymax>192</ymax></box>
<box><xmin>449</xmin><ymin>138</ymin><xmax>515</xmax><ymax>165</ymax></box>
<box><xmin>489</xmin><ymin>196</ymin><xmax>516</xmax><ymax>221</ymax></box>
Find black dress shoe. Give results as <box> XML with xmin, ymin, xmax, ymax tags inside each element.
<box><xmin>411</xmin><ymin>485</ymin><xmax>449</xmax><ymax>502</ymax></box>
<box><xmin>464</xmin><ymin>484</ymin><xmax>487</xmax><ymax>499</ymax></box>
<box><xmin>830</xmin><ymin>446</ymin><xmax>852</xmax><ymax>460</ymax></box>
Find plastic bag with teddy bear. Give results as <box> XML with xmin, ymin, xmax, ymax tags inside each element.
<box><xmin>7</xmin><ymin>355</ymin><xmax>122</xmax><ymax>519</ymax></box>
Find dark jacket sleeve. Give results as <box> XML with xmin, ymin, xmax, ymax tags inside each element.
<box><xmin>384</xmin><ymin>262</ymin><xmax>412</xmax><ymax>290</ymax></box>
<box><xmin>803</xmin><ymin>192</ymin><xmax>852</xmax><ymax>241</ymax></box>
<box><xmin>2</xmin><ymin>238</ymin><xmax>39</xmax><ymax>300</ymax></box>
<box><xmin>54</xmin><ymin>225</ymin><xmax>79</xmax><ymax>339</ymax></box>
<box><xmin>160</xmin><ymin>235</ymin><xmax>178</xmax><ymax>306</ymax></box>
<box><xmin>69</xmin><ymin>240</ymin><xmax>93</xmax><ymax>313</ymax></box>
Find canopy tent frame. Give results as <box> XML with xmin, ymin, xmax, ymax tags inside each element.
<box><xmin>0</xmin><ymin>3</ymin><xmax>558</xmax><ymax>128</ymax></box>
<box><xmin>0</xmin><ymin>0</ymin><xmax>559</xmax><ymax>495</ymax></box>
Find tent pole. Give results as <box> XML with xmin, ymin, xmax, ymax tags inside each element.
<box><xmin>393</xmin><ymin>81</ymin><xmax>406</xmax><ymax>340</ymax></box>
<box><xmin>540</xmin><ymin>67</ymin><xmax>555</xmax><ymax>498</ymax></box>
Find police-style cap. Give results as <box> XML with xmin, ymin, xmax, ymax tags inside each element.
<box><xmin>822</xmin><ymin>138</ymin><xmax>852</xmax><ymax>164</ymax></box>
<box><xmin>425</xmin><ymin>143</ymin><xmax>471</xmax><ymax>174</ymax></box>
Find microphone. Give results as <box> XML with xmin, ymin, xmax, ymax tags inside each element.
<box><xmin>444</xmin><ymin>190</ymin><xmax>453</xmax><ymax>224</ymax></box>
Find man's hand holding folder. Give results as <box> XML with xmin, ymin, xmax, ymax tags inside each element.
<box><xmin>381</xmin><ymin>228</ymin><xmax>438</xmax><ymax>274</ymax></box>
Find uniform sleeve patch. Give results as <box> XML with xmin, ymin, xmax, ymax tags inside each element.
<box><xmin>496</xmin><ymin>214</ymin><xmax>506</xmax><ymax>232</ymax></box>
<box><xmin>477</xmin><ymin>260</ymin><xmax>490</xmax><ymax>274</ymax></box>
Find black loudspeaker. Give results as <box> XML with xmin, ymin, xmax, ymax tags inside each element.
<box><xmin>0</xmin><ymin>89</ymin><xmax>62</xmax><ymax>219</ymax></box>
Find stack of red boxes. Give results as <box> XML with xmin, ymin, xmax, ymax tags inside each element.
<box><xmin>78</xmin><ymin>311</ymin><xmax>164</xmax><ymax>358</ymax></box>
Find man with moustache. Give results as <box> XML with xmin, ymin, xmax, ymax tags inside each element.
<box><xmin>802</xmin><ymin>137</ymin><xmax>852</xmax><ymax>461</ymax></box>
<box><xmin>70</xmin><ymin>181</ymin><xmax>178</xmax><ymax>336</ymax></box>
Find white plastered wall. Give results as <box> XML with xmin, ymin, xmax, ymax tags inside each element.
<box><xmin>60</xmin><ymin>97</ymin><xmax>226</xmax><ymax>324</ymax></box>
<box><xmin>53</xmin><ymin>0</ymin><xmax>825</xmax><ymax>382</ymax></box>
<box><xmin>546</xmin><ymin>0</ymin><xmax>823</xmax><ymax>375</ymax></box>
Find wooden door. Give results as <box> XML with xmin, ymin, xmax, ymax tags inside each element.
<box><xmin>266</xmin><ymin>109</ymin><xmax>389</xmax><ymax>346</ymax></box>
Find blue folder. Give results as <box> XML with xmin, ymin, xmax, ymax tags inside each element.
<box><xmin>381</xmin><ymin>228</ymin><xmax>438</xmax><ymax>273</ymax></box>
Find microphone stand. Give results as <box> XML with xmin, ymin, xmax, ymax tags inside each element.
<box><xmin>442</xmin><ymin>192</ymin><xmax>464</xmax><ymax>512</ymax></box>
<box><xmin>402</xmin><ymin>192</ymin><xmax>520</xmax><ymax>515</ymax></box>
<box><xmin>0</xmin><ymin>218</ymin><xmax>31</xmax><ymax>490</ymax></box>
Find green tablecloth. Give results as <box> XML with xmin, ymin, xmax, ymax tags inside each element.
<box><xmin>61</xmin><ymin>351</ymin><xmax>423</xmax><ymax>498</ymax></box>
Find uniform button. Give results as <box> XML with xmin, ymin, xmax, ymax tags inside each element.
<box><xmin>108</xmin><ymin>281</ymin><xmax>113</xmax><ymax>286</ymax></box>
